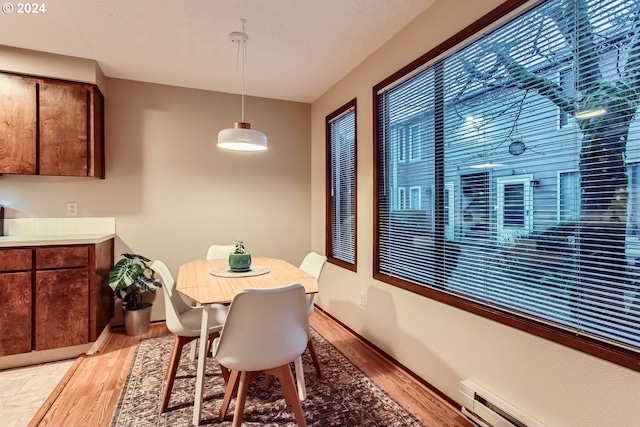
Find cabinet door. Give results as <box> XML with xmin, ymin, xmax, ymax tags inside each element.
<box><xmin>35</xmin><ymin>269</ymin><xmax>89</xmax><ymax>350</ymax></box>
<box><xmin>0</xmin><ymin>74</ymin><xmax>37</xmax><ymax>174</ymax></box>
<box><xmin>39</xmin><ymin>81</ymin><xmax>89</xmax><ymax>177</ymax></box>
<box><xmin>0</xmin><ymin>272</ymin><xmax>32</xmax><ymax>356</ymax></box>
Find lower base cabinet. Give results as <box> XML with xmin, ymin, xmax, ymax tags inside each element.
<box><xmin>0</xmin><ymin>239</ymin><xmax>114</xmax><ymax>357</ymax></box>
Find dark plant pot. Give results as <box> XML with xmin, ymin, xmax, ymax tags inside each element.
<box><xmin>228</xmin><ymin>253</ymin><xmax>252</xmax><ymax>272</ymax></box>
<box><xmin>123</xmin><ymin>302</ymin><xmax>153</xmax><ymax>336</ymax></box>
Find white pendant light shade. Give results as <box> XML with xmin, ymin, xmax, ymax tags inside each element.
<box><xmin>218</xmin><ymin>121</ymin><xmax>267</xmax><ymax>152</ymax></box>
<box><xmin>217</xmin><ymin>19</ymin><xmax>267</xmax><ymax>152</ymax></box>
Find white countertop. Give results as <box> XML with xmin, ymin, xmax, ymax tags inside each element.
<box><xmin>0</xmin><ymin>233</ymin><xmax>115</xmax><ymax>247</ymax></box>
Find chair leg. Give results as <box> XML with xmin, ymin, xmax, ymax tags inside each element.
<box><xmin>219</xmin><ymin>369</ymin><xmax>240</xmax><ymax>421</ymax></box>
<box><xmin>160</xmin><ymin>335</ymin><xmax>195</xmax><ymax>413</ymax></box>
<box><xmin>293</xmin><ymin>356</ymin><xmax>307</xmax><ymax>401</ymax></box>
<box><xmin>262</xmin><ymin>373</ymin><xmax>272</xmax><ymax>390</ymax></box>
<box><xmin>220</xmin><ymin>364</ymin><xmax>231</xmax><ymax>385</ymax></box>
<box><xmin>189</xmin><ymin>338</ymin><xmax>197</xmax><ymax>361</ymax></box>
<box><xmin>206</xmin><ymin>331</ymin><xmax>219</xmax><ymax>357</ymax></box>
<box><xmin>230</xmin><ymin>371</ymin><xmax>254</xmax><ymax>427</ymax></box>
<box><xmin>264</xmin><ymin>364</ymin><xmax>308</xmax><ymax>427</ymax></box>
<box><xmin>306</xmin><ymin>336</ymin><xmax>323</xmax><ymax>377</ymax></box>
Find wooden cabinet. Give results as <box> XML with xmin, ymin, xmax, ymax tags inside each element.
<box><xmin>34</xmin><ymin>246</ymin><xmax>90</xmax><ymax>351</ymax></box>
<box><xmin>35</xmin><ymin>268</ymin><xmax>89</xmax><ymax>350</ymax></box>
<box><xmin>0</xmin><ymin>72</ymin><xmax>105</xmax><ymax>178</ymax></box>
<box><xmin>0</xmin><ymin>249</ymin><xmax>33</xmax><ymax>356</ymax></box>
<box><xmin>0</xmin><ymin>240</ymin><xmax>114</xmax><ymax>357</ymax></box>
<box><xmin>0</xmin><ymin>74</ymin><xmax>37</xmax><ymax>174</ymax></box>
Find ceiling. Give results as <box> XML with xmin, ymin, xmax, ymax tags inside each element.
<box><xmin>0</xmin><ymin>0</ymin><xmax>436</xmax><ymax>103</ymax></box>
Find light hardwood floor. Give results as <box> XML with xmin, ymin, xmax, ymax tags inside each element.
<box><xmin>30</xmin><ymin>309</ymin><xmax>473</xmax><ymax>427</ymax></box>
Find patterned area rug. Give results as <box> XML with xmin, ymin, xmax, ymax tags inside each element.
<box><xmin>111</xmin><ymin>329</ymin><xmax>425</xmax><ymax>426</ymax></box>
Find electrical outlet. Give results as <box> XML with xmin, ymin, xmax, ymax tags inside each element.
<box><xmin>359</xmin><ymin>291</ymin><xmax>366</xmax><ymax>308</ymax></box>
<box><xmin>67</xmin><ymin>202</ymin><xmax>78</xmax><ymax>216</ymax></box>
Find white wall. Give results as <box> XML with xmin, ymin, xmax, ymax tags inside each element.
<box><xmin>310</xmin><ymin>1</ymin><xmax>640</xmax><ymax>426</ymax></box>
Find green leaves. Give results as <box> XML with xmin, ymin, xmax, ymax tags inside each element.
<box><xmin>108</xmin><ymin>253</ymin><xmax>160</xmax><ymax>310</ymax></box>
<box><xmin>109</xmin><ymin>258</ymin><xmax>143</xmax><ymax>291</ymax></box>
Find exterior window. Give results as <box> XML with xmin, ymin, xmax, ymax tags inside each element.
<box><xmin>628</xmin><ymin>163</ymin><xmax>640</xmax><ymax>239</ymax></box>
<box><xmin>444</xmin><ymin>182</ymin><xmax>455</xmax><ymax>240</ymax></box>
<box><xmin>396</xmin><ymin>127</ymin><xmax>406</xmax><ymax>163</ymax></box>
<box><xmin>326</xmin><ymin>99</ymin><xmax>357</xmax><ymax>270</ymax></box>
<box><xmin>409</xmin><ymin>124</ymin><xmax>421</xmax><ymax>161</ymax></box>
<box><xmin>397</xmin><ymin>187</ymin><xmax>407</xmax><ymax>210</ymax></box>
<box><xmin>557</xmin><ymin>68</ymin><xmax>576</xmax><ymax>130</ymax></box>
<box><xmin>558</xmin><ymin>170</ymin><xmax>580</xmax><ymax>222</ymax></box>
<box><xmin>374</xmin><ymin>0</ymin><xmax>640</xmax><ymax>371</ymax></box>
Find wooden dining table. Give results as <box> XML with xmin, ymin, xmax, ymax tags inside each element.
<box><xmin>176</xmin><ymin>256</ymin><xmax>319</xmax><ymax>426</ymax></box>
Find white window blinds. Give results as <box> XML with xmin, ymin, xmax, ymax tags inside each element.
<box><xmin>375</xmin><ymin>0</ymin><xmax>640</xmax><ymax>356</ymax></box>
<box><xmin>328</xmin><ymin>100</ymin><xmax>357</xmax><ymax>267</ymax></box>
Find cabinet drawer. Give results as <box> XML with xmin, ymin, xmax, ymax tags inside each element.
<box><xmin>36</xmin><ymin>246</ymin><xmax>89</xmax><ymax>269</ymax></box>
<box><xmin>0</xmin><ymin>249</ymin><xmax>33</xmax><ymax>272</ymax></box>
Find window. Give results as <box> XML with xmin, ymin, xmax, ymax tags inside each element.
<box><xmin>397</xmin><ymin>187</ymin><xmax>407</xmax><ymax>210</ymax></box>
<box><xmin>327</xmin><ymin>99</ymin><xmax>357</xmax><ymax>270</ymax></box>
<box><xmin>557</xmin><ymin>68</ymin><xmax>576</xmax><ymax>130</ymax></box>
<box><xmin>395</xmin><ymin>127</ymin><xmax>406</xmax><ymax>163</ymax></box>
<box><xmin>409</xmin><ymin>123</ymin><xmax>421</xmax><ymax>161</ymax></box>
<box><xmin>374</xmin><ymin>0</ymin><xmax>640</xmax><ymax>371</ymax></box>
<box><xmin>558</xmin><ymin>170</ymin><xmax>580</xmax><ymax>222</ymax></box>
<box><xmin>627</xmin><ymin>163</ymin><xmax>640</xmax><ymax>239</ymax></box>
<box><xmin>444</xmin><ymin>182</ymin><xmax>455</xmax><ymax>240</ymax></box>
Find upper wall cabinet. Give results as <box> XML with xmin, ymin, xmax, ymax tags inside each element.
<box><xmin>0</xmin><ymin>72</ymin><xmax>105</xmax><ymax>178</ymax></box>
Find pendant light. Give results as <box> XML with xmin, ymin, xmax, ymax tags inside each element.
<box><xmin>217</xmin><ymin>19</ymin><xmax>268</xmax><ymax>152</ymax></box>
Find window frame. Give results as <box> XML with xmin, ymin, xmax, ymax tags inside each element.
<box><xmin>372</xmin><ymin>0</ymin><xmax>640</xmax><ymax>372</ymax></box>
<box><xmin>326</xmin><ymin>98</ymin><xmax>357</xmax><ymax>272</ymax></box>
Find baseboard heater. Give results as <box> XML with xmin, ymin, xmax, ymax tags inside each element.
<box><xmin>459</xmin><ymin>380</ymin><xmax>545</xmax><ymax>427</ymax></box>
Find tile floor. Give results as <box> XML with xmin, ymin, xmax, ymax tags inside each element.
<box><xmin>0</xmin><ymin>359</ymin><xmax>74</xmax><ymax>427</ymax></box>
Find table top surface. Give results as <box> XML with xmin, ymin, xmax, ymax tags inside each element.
<box><xmin>176</xmin><ymin>256</ymin><xmax>319</xmax><ymax>305</ymax></box>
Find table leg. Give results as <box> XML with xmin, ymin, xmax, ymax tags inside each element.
<box><xmin>192</xmin><ymin>303</ymin><xmax>211</xmax><ymax>426</ymax></box>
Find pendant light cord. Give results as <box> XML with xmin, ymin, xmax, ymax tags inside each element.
<box><xmin>234</xmin><ymin>18</ymin><xmax>248</xmax><ymax>123</ymax></box>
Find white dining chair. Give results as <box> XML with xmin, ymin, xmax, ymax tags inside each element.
<box><xmin>213</xmin><ymin>283</ymin><xmax>309</xmax><ymax>427</ymax></box>
<box><xmin>264</xmin><ymin>251</ymin><xmax>327</xmax><ymax>400</ymax></box>
<box><xmin>151</xmin><ymin>259</ymin><xmax>229</xmax><ymax>414</ymax></box>
<box><xmin>299</xmin><ymin>251</ymin><xmax>327</xmax><ymax>377</ymax></box>
<box><xmin>182</xmin><ymin>243</ymin><xmax>234</xmax><ymax>360</ymax></box>
<box><xmin>206</xmin><ymin>244</ymin><xmax>236</xmax><ymax>260</ymax></box>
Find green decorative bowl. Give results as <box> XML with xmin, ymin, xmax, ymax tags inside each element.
<box><xmin>228</xmin><ymin>253</ymin><xmax>252</xmax><ymax>272</ymax></box>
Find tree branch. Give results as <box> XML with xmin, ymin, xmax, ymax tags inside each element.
<box><xmin>495</xmin><ymin>51</ymin><xmax>575</xmax><ymax>115</ymax></box>
<box><xmin>624</xmin><ymin>4</ymin><xmax>640</xmax><ymax>91</ymax></box>
<box><xmin>548</xmin><ymin>0</ymin><xmax>602</xmax><ymax>92</ymax></box>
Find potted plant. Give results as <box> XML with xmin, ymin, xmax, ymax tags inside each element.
<box><xmin>108</xmin><ymin>253</ymin><xmax>160</xmax><ymax>336</ymax></box>
<box><xmin>228</xmin><ymin>240</ymin><xmax>252</xmax><ymax>272</ymax></box>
